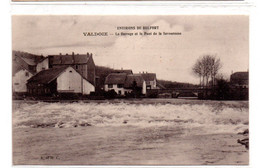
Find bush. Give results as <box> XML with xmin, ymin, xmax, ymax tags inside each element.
<box><xmin>104</xmin><ymin>89</ymin><xmax>117</xmax><ymax>99</ymax></box>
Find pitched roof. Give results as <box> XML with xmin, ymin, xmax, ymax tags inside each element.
<box><xmin>104</xmin><ymin>73</ymin><xmax>127</xmax><ymax>85</ymax></box>
<box><xmin>13</xmin><ymin>51</ymin><xmax>44</xmax><ymax>65</ymax></box>
<box><xmin>124</xmin><ymin>74</ymin><xmax>144</xmax><ymax>88</ymax></box>
<box><xmin>38</xmin><ymin>56</ymin><xmax>49</xmax><ymax>63</ymax></box>
<box><xmin>156</xmin><ymin>82</ymin><xmax>166</xmax><ymax>89</ymax></box>
<box><xmin>49</xmin><ymin>53</ymin><xmax>92</xmax><ymax>65</ymax></box>
<box><xmin>231</xmin><ymin>72</ymin><xmax>249</xmax><ymax>80</ymax></box>
<box><xmin>27</xmin><ymin>66</ymin><xmax>68</xmax><ymax>85</ymax></box>
<box><xmin>140</xmin><ymin>73</ymin><xmax>156</xmax><ymax>82</ymax></box>
<box><xmin>12</xmin><ymin>55</ymin><xmax>36</xmax><ymax>76</ymax></box>
<box><xmin>113</xmin><ymin>69</ymin><xmax>133</xmax><ymax>75</ymax></box>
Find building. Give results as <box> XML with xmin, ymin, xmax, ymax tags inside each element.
<box><xmin>48</xmin><ymin>52</ymin><xmax>96</xmax><ymax>86</ymax></box>
<box><xmin>229</xmin><ymin>71</ymin><xmax>249</xmax><ymax>100</ymax></box>
<box><xmin>12</xmin><ymin>67</ymin><xmax>35</xmax><ymax>94</ymax></box>
<box><xmin>104</xmin><ymin>73</ymin><xmax>146</xmax><ymax>96</ymax></box>
<box><xmin>124</xmin><ymin>74</ymin><xmax>146</xmax><ymax>95</ymax></box>
<box><xmin>36</xmin><ymin>57</ymin><xmax>49</xmax><ymax>72</ymax></box>
<box><xmin>140</xmin><ymin>72</ymin><xmax>157</xmax><ymax>90</ymax></box>
<box><xmin>113</xmin><ymin>69</ymin><xmax>133</xmax><ymax>75</ymax></box>
<box><xmin>230</xmin><ymin>71</ymin><xmax>249</xmax><ymax>88</ymax></box>
<box><xmin>12</xmin><ymin>51</ymin><xmax>42</xmax><ymax>94</ymax></box>
<box><xmin>104</xmin><ymin>73</ymin><xmax>129</xmax><ymax>95</ymax></box>
<box><xmin>27</xmin><ymin>66</ymin><xmax>95</xmax><ymax>96</ymax></box>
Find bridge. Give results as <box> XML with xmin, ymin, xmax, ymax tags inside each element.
<box><xmin>158</xmin><ymin>88</ymin><xmax>205</xmax><ymax>98</ymax></box>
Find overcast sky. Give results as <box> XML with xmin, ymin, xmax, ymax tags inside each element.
<box><xmin>12</xmin><ymin>15</ymin><xmax>249</xmax><ymax>84</ymax></box>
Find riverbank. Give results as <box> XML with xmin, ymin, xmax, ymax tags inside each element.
<box><xmin>13</xmin><ymin>126</ymin><xmax>248</xmax><ymax>165</ymax></box>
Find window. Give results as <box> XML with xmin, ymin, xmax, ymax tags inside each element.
<box><xmin>117</xmin><ymin>84</ymin><xmax>123</xmax><ymax>88</ymax></box>
<box><xmin>69</xmin><ymin>70</ymin><xmax>72</xmax><ymax>73</ymax></box>
<box><xmin>147</xmin><ymin>85</ymin><xmax>151</xmax><ymax>90</ymax></box>
<box><xmin>118</xmin><ymin>90</ymin><xmax>122</xmax><ymax>95</ymax></box>
<box><xmin>108</xmin><ymin>84</ymin><xmax>113</xmax><ymax>88</ymax></box>
<box><xmin>14</xmin><ymin>83</ymin><xmax>19</xmax><ymax>85</ymax></box>
<box><xmin>76</xmin><ymin>65</ymin><xmax>78</xmax><ymax>69</ymax></box>
<box><xmin>25</xmin><ymin>72</ymin><xmax>29</xmax><ymax>77</ymax></box>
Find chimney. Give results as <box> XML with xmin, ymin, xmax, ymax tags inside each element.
<box><xmin>72</xmin><ymin>52</ymin><xmax>75</xmax><ymax>63</ymax></box>
<box><xmin>59</xmin><ymin>53</ymin><xmax>62</xmax><ymax>55</ymax></box>
<box><xmin>87</xmin><ymin>52</ymin><xmax>89</xmax><ymax>56</ymax></box>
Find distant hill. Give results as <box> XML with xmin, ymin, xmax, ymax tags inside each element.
<box><xmin>157</xmin><ymin>79</ymin><xmax>198</xmax><ymax>89</ymax></box>
<box><xmin>95</xmin><ymin>66</ymin><xmax>115</xmax><ymax>90</ymax></box>
<box><xmin>95</xmin><ymin>65</ymin><xmax>198</xmax><ymax>90</ymax></box>
<box><xmin>13</xmin><ymin>50</ymin><xmax>44</xmax><ymax>63</ymax></box>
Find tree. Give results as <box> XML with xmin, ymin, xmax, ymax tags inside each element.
<box><xmin>192</xmin><ymin>60</ymin><xmax>203</xmax><ymax>87</ymax></box>
<box><xmin>192</xmin><ymin>55</ymin><xmax>222</xmax><ymax>88</ymax></box>
<box><xmin>215</xmin><ymin>78</ymin><xmax>230</xmax><ymax>100</ymax></box>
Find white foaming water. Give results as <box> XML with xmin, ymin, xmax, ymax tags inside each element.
<box><xmin>13</xmin><ymin>100</ymin><xmax>248</xmax><ymax>134</ymax></box>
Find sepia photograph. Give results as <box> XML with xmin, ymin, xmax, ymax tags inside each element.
<box><xmin>12</xmin><ymin>15</ymin><xmax>249</xmax><ymax>165</ymax></box>
<box><xmin>11</xmin><ymin>0</ymin><xmax>245</xmax><ymax>2</ymax></box>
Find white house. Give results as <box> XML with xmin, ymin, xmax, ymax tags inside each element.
<box><xmin>56</xmin><ymin>66</ymin><xmax>95</xmax><ymax>95</ymax></box>
<box><xmin>140</xmin><ymin>73</ymin><xmax>157</xmax><ymax>90</ymax></box>
<box><xmin>104</xmin><ymin>73</ymin><xmax>129</xmax><ymax>95</ymax></box>
<box><xmin>104</xmin><ymin>73</ymin><xmax>146</xmax><ymax>96</ymax></box>
<box><xmin>27</xmin><ymin>66</ymin><xmax>95</xmax><ymax>95</ymax></box>
<box><xmin>12</xmin><ymin>68</ymin><xmax>34</xmax><ymax>93</ymax></box>
<box><xmin>12</xmin><ymin>51</ymin><xmax>48</xmax><ymax>95</ymax></box>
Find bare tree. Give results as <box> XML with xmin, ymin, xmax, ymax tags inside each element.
<box><xmin>192</xmin><ymin>60</ymin><xmax>203</xmax><ymax>87</ymax></box>
<box><xmin>192</xmin><ymin>55</ymin><xmax>222</xmax><ymax>88</ymax></box>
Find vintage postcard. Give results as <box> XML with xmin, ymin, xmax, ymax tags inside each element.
<box><xmin>12</xmin><ymin>0</ymin><xmax>244</xmax><ymax>2</ymax></box>
<box><xmin>12</xmin><ymin>15</ymin><xmax>249</xmax><ymax>165</ymax></box>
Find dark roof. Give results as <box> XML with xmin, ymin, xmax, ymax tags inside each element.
<box><xmin>113</xmin><ymin>69</ymin><xmax>133</xmax><ymax>75</ymax></box>
<box><xmin>27</xmin><ymin>66</ymin><xmax>68</xmax><ymax>84</ymax></box>
<box><xmin>104</xmin><ymin>73</ymin><xmax>127</xmax><ymax>85</ymax></box>
<box><xmin>124</xmin><ymin>74</ymin><xmax>144</xmax><ymax>88</ymax></box>
<box><xmin>12</xmin><ymin>55</ymin><xmax>36</xmax><ymax>75</ymax></box>
<box><xmin>12</xmin><ymin>51</ymin><xmax>45</xmax><ymax>76</ymax></box>
<box><xmin>38</xmin><ymin>56</ymin><xmax>49</xmax><ymax>63</ymax></box>
<box><xmin>140</xmin><ymin>73</ymin><xmax>156</xmax><ymax>82</ymax></box>
<box><xmin>231</xmin><ymin>72</ymin><xmax>249</xmax><ymax>80</ymax></box>
<box><xmin>49</xmin><ymin>53</ymin><xmax>92</xmax><ymax>65</ymax></box>
<box><xmin>156</xmin><ymin>82</ymin><xmax>166</xmax><ymax>89</ymax></box>
<box><xmin>13</xmin><ymin>51</ymin><xmax>44</xmax><ymax>65</ymax></box>
<box><xmin>21</xmin><ymin>57</ymin><xmax>37</xmax><ymax>66</ymax></box>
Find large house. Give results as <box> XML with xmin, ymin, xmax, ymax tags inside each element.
<box><xmin>48</xmin><ymin>52</ymin><xmax>96</xmax><ymax>86</ymax></box>
<box><xmin>12</xmin><ymin>51</ymin><xmax>43</xmax><ymax>94</ymax></box>
<box><xmin>12</xmin><ymin>51</ymin><xmax>97</xmax><ymax>97</ymax></box>
<box><xmin>27</xmin><ymin>66</ymin><xmax>95</xmax><ymax>96</ymax></box>
<box><xmin>104</xmin><ymin>73</ymin><xmax>146</xmax><ymax>96</ymax></box>
<box><xmin>230</xmin><ymin>71</ymin><xmax>249</xmax><ymax>88</ymax></box>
